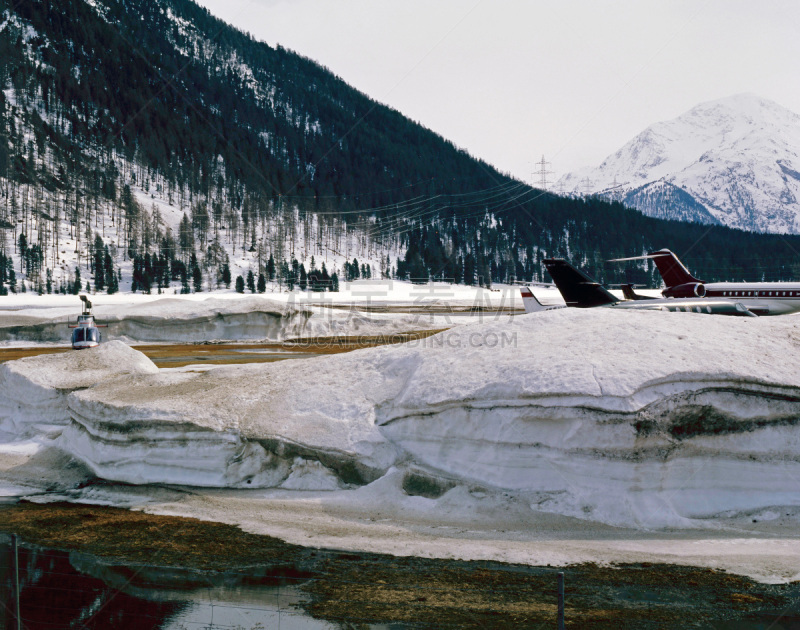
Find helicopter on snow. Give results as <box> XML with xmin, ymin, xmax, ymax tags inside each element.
<box><xmin>69</xmin><ymin>295</ymin><xmax>107</xmax><ymax>349</ymax></box>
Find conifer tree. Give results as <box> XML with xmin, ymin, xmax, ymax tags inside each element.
<box><xmin>298</xmin><ymin>264</ymin><xmax>307</xmax><ymax>290</ymax></box>
<box><xmin>181</xmin><ymin>266</ymin><xmax>191</xmax><ymax>294</ymax></box>
<box><xmin>193</xmin><ymin>264</ymin><xmax>202</xmax><ymax>292</ymax></box>
<box><xmin>94</xmin><ymin>235</ymin><xmax>105</xmax><ymax>291</ymax></box>
<box><xmin>18</xmin><ymin>234</ymin><xmax>26</xmax><ymax>272</ymax></box>
<box><xmin>320</xmin><ymin>263</ymin><xmax>330</xmax><ymax>291</ymax></box>
<box><xmin>72</xmin><ymin>267</ymin><xmax>81</xmax><ymax>295</ymax></box>
<box><xmin>131</xmin><ymin>256</ymin><xmax>140</xmax><ymax>292</ymax></box>
<box><xmin>8</xmin><ymin>263</ymin><xmax>16</xmax><ymax>293</ymax></box>
<box><xmin>179</xmin><ymin>213</ymin><xmax>194</xmax><ymax>258</ymax></box>
<box><xmin>142</xmin><ymin>253</ymin><xmax>153</xmax><ymax>294</ymax></box>
<box><xmin>104</xmin><ymin>248</ymin><xmax>117</xmax><ymax>293</ymax></box>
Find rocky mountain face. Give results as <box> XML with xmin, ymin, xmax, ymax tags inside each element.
<box><xmin>559</xmin><ymin>94</ymin><xmax>800</xmax><ymax>233</ymax></box>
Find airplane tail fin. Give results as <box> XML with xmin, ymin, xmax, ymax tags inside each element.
<box><xmin>542</xmin><ymin>259</ymin><xmax>617</xmax><ymax>308</ymax></box>
<box><xmin>621</xmin><ymin>283</ymin><xmax>654</xmax><ymax>301</ymax></box>
<box><xmin>520</xmin><ymin>287</ymin><xmax>550</xmax><ymax>313</ymax></box>
<box><xmin>608</xmin><ymin>249</ymin><xmax>703</xmax><ymax>288</ymax></box>
<box><xmin>648</xmin><ymin>249</ymin><xmax>703</xmax><ymax>287</ymax></box>
<box><xmin>621</xmin><ymin>284</ymin><xmax>638</xmax><ymax>300</ymax></box>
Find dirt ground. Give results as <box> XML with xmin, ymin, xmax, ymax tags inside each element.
<box><xmin>0</xmin><ymin>330</ymin><xmax>446</xmax><ymax>367</ymax></box>
<box><xmin>1</xmin><ymin>502</ymin><xmax>797</xmax><ymax>628</ymax></box>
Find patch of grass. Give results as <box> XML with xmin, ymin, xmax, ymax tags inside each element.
<box><xmin>0</xmin><ymin>502</ymin><xmax>303</xmax><ymax>570</ymax></box>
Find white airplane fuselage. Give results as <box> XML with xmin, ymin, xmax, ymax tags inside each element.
<box><xmin>611</xmin><ymin>249</ymin><xmax>800</xmax><ymax>316</ymax></box>
<box><xmin>700</xmin><ymin>282</ymin><xmax>800</xmax><ymax>316</ymax></box>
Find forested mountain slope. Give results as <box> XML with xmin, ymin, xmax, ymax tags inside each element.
<box><xmin>2</xmin><ymin>0</ymin><xmax>800</xmax><ymax>295</ymax></box>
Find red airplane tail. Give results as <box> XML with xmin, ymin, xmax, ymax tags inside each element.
<box><xmin>648</xmin><ymin>249</ymin><xmax>703</xmax><ymax>288</ymax></box>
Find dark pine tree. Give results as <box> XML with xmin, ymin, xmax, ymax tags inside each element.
<box><xmin>93</xmin><ymin>235</ymin><xmax>105</xmax><ymax>291</ymax></box>
<box><xmin>193</xmin><ymin>264</ymin><xmax>202</xmax><ymax>292</ymax></box>
<box><xmin>72</xmin><ymin>267</ymin><xmax>81</xmax><ymax>295</ymax></box>
<box><xmin>298</xmin><ymin>264</ymin><xmax>307</xmax><ymax>290</ymax></box>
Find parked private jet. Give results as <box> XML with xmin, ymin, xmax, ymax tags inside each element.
<box><xmin>610</xmin><ymin>249</ymin><xmax>800</xmax><ymax>316</ymax></box>
<box><xmin>526</xmin><ymin>259</ymin><xmax>757</xmax><ymax>316</ymax></box>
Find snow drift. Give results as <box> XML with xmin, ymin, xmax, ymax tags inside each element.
<box><xmin>0</xmin><ymin>295</ymin><xmax>445</xmax><ymax>344</ymax></box>
<box><xmin>4</xmin><ymin>309</ymin><xmax>800</xmax><ymax>528</ymax></box>
<box><xmin>0</xmin><ymin>297</ymin><xmax>307</xmax><ymax>343</ymax></box>
<box><xmin>0</xmin><ymin>341</ymin><xmax>157</xmax><ymax>438</ymax></box>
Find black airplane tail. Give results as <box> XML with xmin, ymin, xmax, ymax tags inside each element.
<box><xmin>542</xmin><ymin>259</ymin><xmax>618</xmax><ymax>308</ymax></box>
<box><xmin>648</xmin><ymin>249</ymin><xmax>703</xmax><ymax>288</ymax></box>
<box><xmin>621</xmin><ymin>283</ymin><xmax>655</xmax><ymax>300</ymax></box>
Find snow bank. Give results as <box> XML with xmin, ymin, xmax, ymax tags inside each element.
<box><xmin>62</xmin><ymin>353</ymin><xmax>399</xmax><ymax>487</ymax></box>
<box><xmin>0</xmin><ymin>297</ymin><xmax>310</xmax><ymax>343</ymax></box>
<box><xmin>0</xmin><ymin>341</ymin><xmax>157</xmax><ymax>437</ymax></box>
<box><xmin>46</xmin><ymin>309</ymin><xmax>800</xmax><ymax>528</ymax></box>
<box><xmin>0</xmin><ymin>294</ymin><xmax>450</xmax><ymax>343</ymax></box>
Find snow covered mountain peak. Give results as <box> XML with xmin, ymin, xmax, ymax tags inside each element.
<box><xmin>559</xmin><ymin>94</ymin><xmax>800</xmax><ymax>233</ymax></box>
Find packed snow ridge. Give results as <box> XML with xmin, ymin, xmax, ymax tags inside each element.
<box><xmin>5</xmin><ymin>309</ymin><xmax>800</xmax><ymax>529</ymax></box>
<box><xmin>0</xmin><ymin>295</ymin><xmax>446</xmax><ymax>343</ymax></box>
<box><xmin>559</xmin><ymin>93</ymin><xmax>800</xmax><ymax>233</ymax></box>
<box><xmin>0</xmin><ymin>341</ymin><xmax>157</xmax><ymax>439</ymax></box>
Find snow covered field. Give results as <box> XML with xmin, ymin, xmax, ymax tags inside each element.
<box><xmin>0</xmin><ymin>290</ymin><xmax>799</xmax><ymax>583</ymax></box>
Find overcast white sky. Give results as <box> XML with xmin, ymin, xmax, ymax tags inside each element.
<box><xmin>195</xmin><ymin>0</ymin><xmax>800</xmax><ymax>184</ymax></box>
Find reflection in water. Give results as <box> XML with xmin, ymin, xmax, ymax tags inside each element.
<box><xmin>1</xmin><ymin>542</ymin><xmax>186</xmax><ymax>629</ymax></box>
<box><xmin>0</xmin><ymin>537</ymin><xmax>338</xmax><ymax>629</ymax></box>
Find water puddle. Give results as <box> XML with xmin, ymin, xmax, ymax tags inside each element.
<box><xmin>0</xmin><ymin>536</ymin><xmax>400</xmax><ymax>629</ymax></box>
<box><xmin>1</xmin><ymin>533</ymin><xmax>795</xmax><ymax>628</ymax></box>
